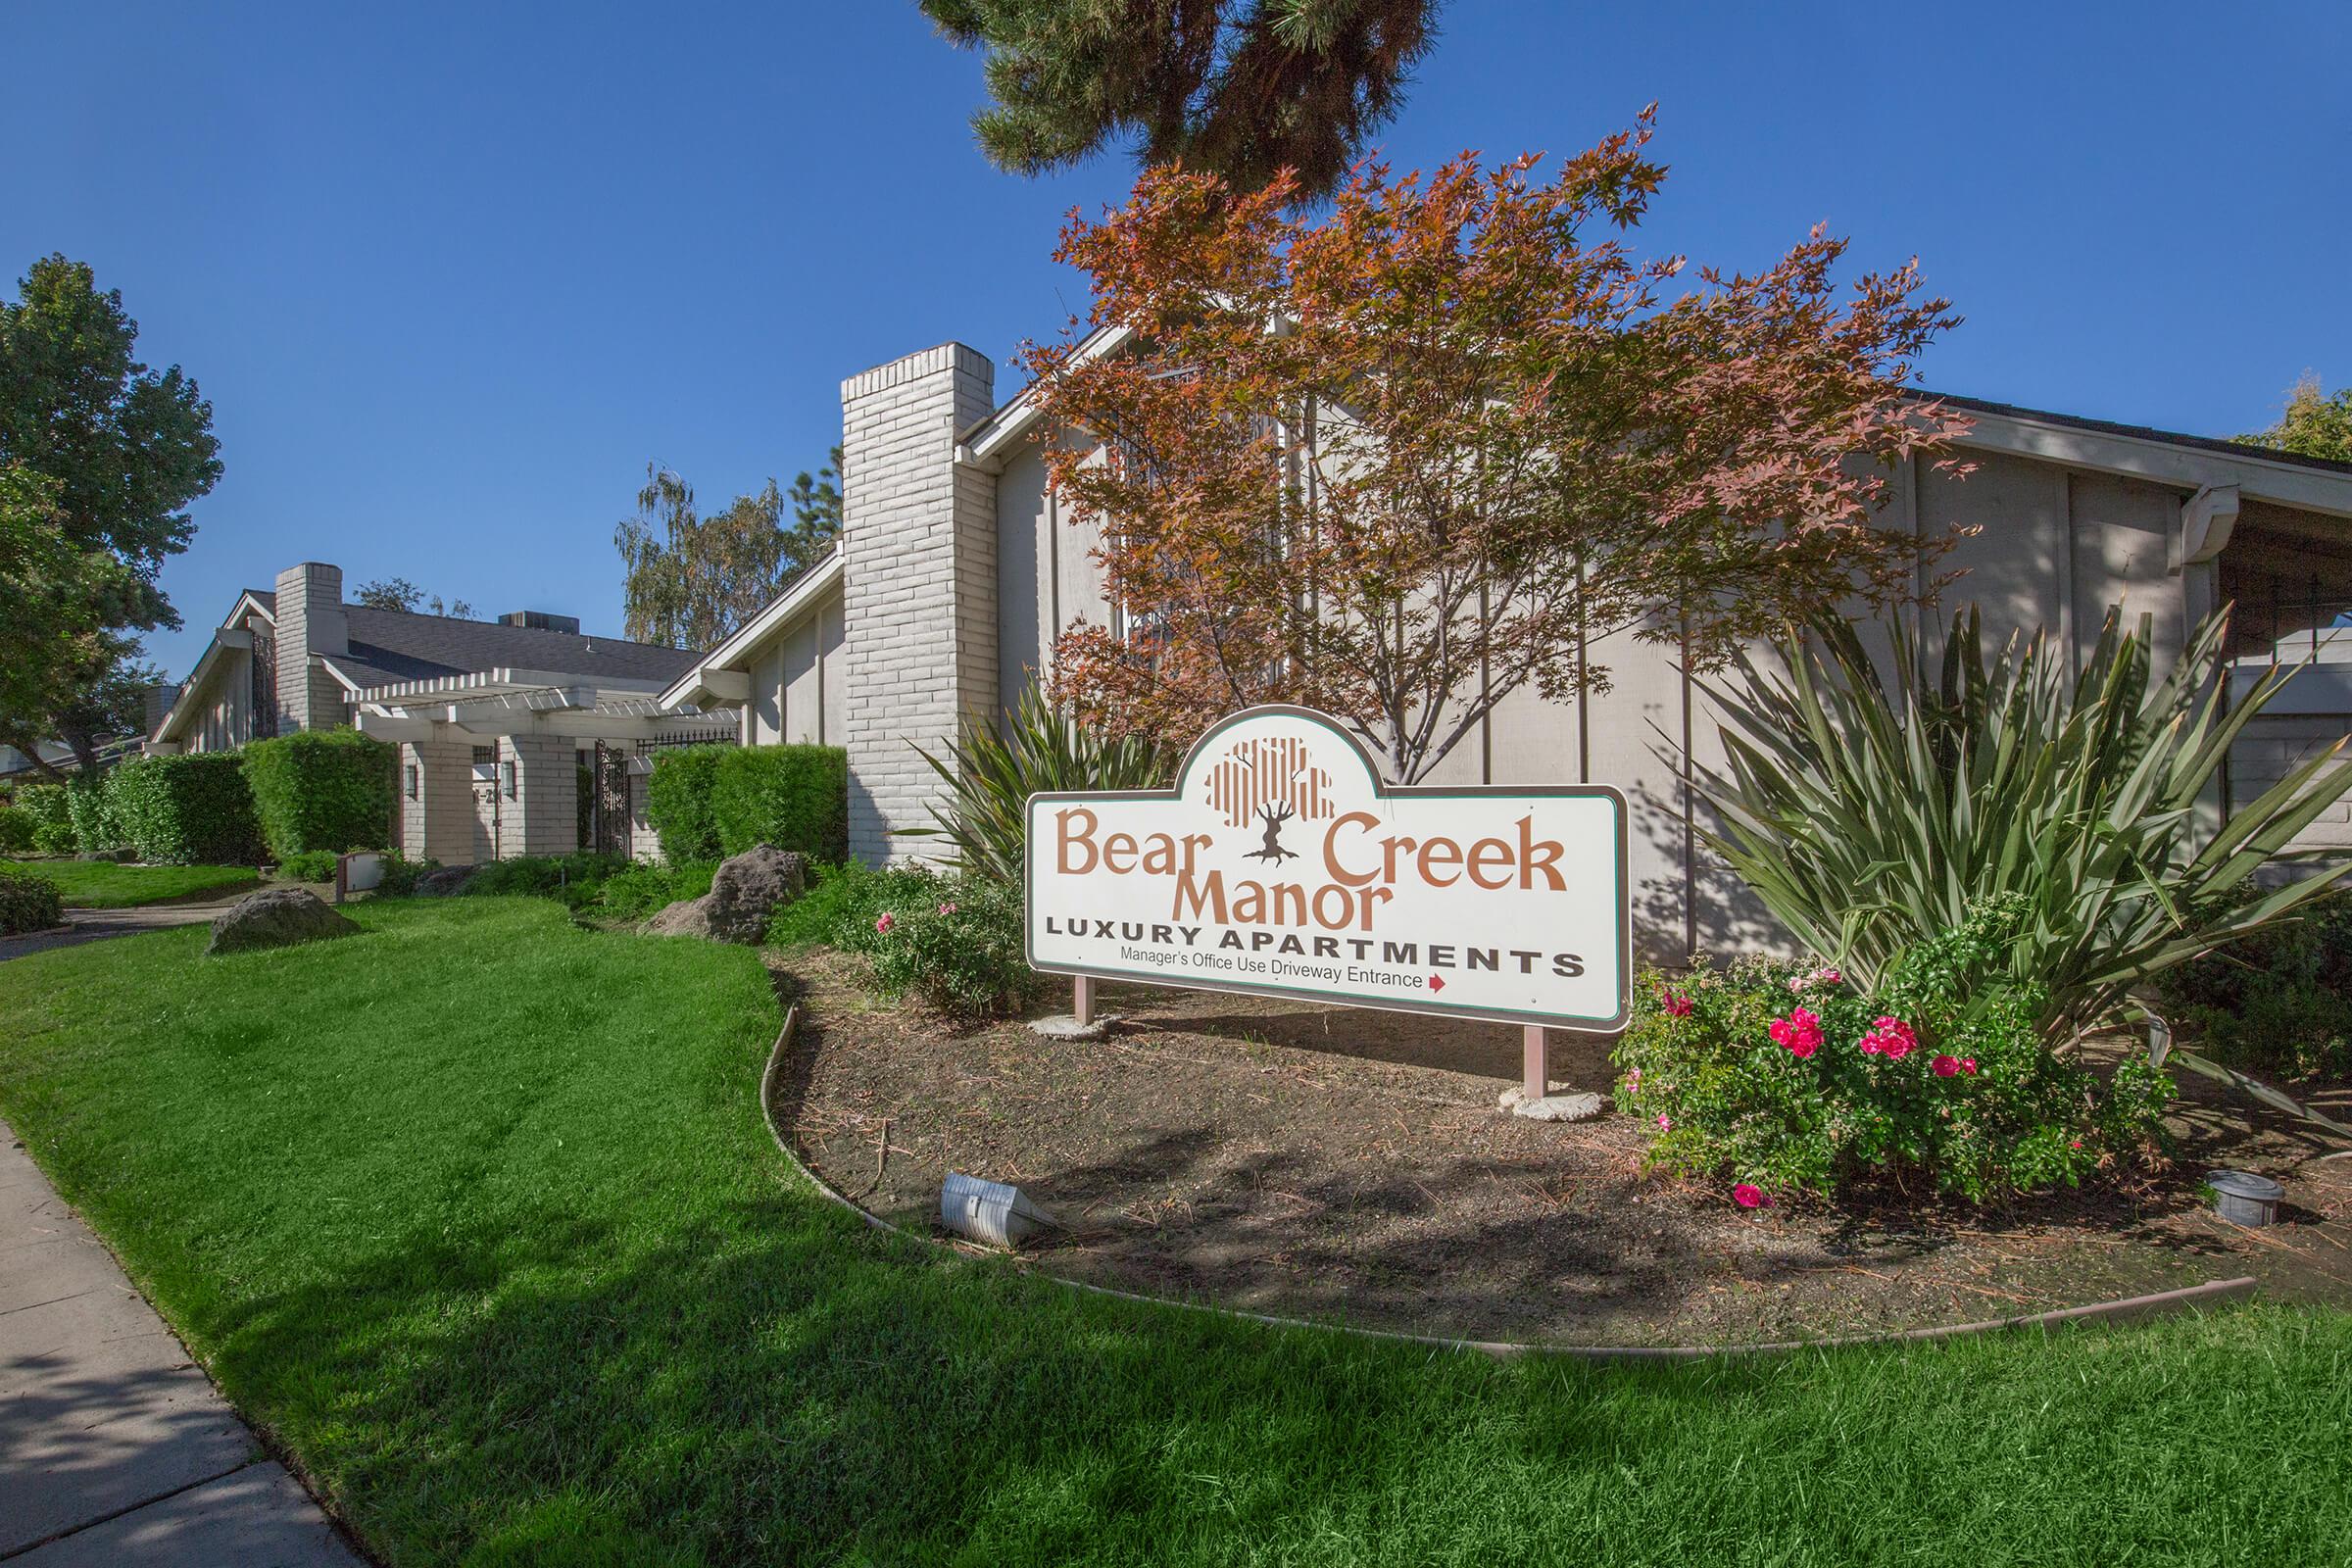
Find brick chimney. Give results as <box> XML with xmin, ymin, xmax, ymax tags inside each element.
<box><xmin>274</xmin><ymin>562</ymin><xmax>349</xmax><ymax>732</ymax></box>
<box><xmin>839</xmin><ymin>343</ymin><xmax>998</xmax><ymax>863</ymax></box>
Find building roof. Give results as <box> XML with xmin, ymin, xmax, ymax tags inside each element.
<box><xmin>156</xmin><ymin>586</ymin><xmax>698</xmax><ymax>744</ymax></box>
<box><xmin>1916</xmin><ymin>391</ymin><xmax>2352</xmax><ymax>480</ymax></box>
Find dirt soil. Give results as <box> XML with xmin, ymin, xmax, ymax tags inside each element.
<box><xmin>770</xmin><ymin>956</ymin><xmax>2352</xmax><ymax>1348</ymax></box>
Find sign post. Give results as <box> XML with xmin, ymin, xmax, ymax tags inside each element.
<box><xmin>1025</xmin><ymin>706</ymin><xmax>1631</xmax><ymax>1064</ymax></box>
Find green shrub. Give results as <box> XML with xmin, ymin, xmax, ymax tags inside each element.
<box><xmin>1614</xmin><ymin>899</ymin><xmax>2174</xmax><ymax>1205</ymax></box>
<box><xmin>66</xmin><ymin>776</ymin><xmax>125</xmax><ymax>852</ymax></box>
<box><xmin>2159</xmin><ymin>892</ymin><xmax>2352</xmax><ymax>1081</ymax></box>
<box><xmin>108</xmin><ymin>753</ymin><xmax>264</xmax><ymax>864</ymax></box>
<box><xmin>1690</xmin><ymin>607</ymin><xmax>2352</xmax><ymax>1043</ymax></box>
<box><xmin>822</xmin><ymin>862</ymin><xmax>1044</xmax><ymax>1021</ymax></box>
<box><xmin>0</xmin><ymin>805</ymin><xmax>33</xmax><ymax>854</ymax></box>
<box><xmin>278</xmin><ymin>849</ymin><xmax>340</xmax><ymax>883</ymax></box>
<box><xmin>710</xmin><ymin>745</ymin><xmax>848</xmax><ymax>861</ymax></box>
<box><xmin>644</xmin><ymin>747</ymin><xmax>724</xmax><ymax>862</ymax></box>
<box><xmin>375</xmin><ymin>850</ymin><xmax>435</xmax><ymax>897</ymax></box>
<box><xmin>0</xmin><ymin>862</ymin><xmax>64</xmax><ymax>934</ymax></box>
<box><xmin>907</xmin><ymin>686</ymin><xmax>1177</xmax><ymax>882</ymax></box>
<box><xmin>460</xmin><ymin>853</ymin><xmax>631</xmax><ymax>909</ymax></box>
<box><xmin>241</xmin><ymin>730</ymin><xmax>397</xmax><ymax>858</ymax></box>
<box><xmin>16</xmin><ymin>783</ymin><xmax>74</xmax><ymax>854</ymax></box>
<box><xmin>764</xmin><ymin>860</ymin><xmax>866</xmax><ymax>948</ymax></box>
<box><xmin>576</xmin><ymin>762</ymin><xmax>595</xmax><ymax>850</ymax></box>
<box><xmin>591</xmin><ymin>859</ymin><xmax>717</xmax><ymax>923</ymax></box>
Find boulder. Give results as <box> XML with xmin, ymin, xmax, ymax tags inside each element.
<box><xmin>206</xmin><ymin>888</ymin><xmax>358</xmax><ymax>956</ymax></box>
<box><xmin>412</xmin><ymin>865</ymin><xmax>477</xmax><ymax>897</ymax></box>
<box><xmin>640</xmin><ymin>844</ymin><xmax>807</xmax><ymax>945</ymax></box>
<box><xmin>641</xmin><ymin>896</ymin><xmax>715</xmax><ymax>939</ymax></box>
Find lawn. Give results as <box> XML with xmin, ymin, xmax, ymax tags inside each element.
<box><xmin>1</xmin><ymin>897</ymin><xmax>2346</xmax><ymax>1566</ymax></box>
<box><xmin>2</xmin><ymin>857</ymin><xmax>261</xmax><ymax>907</ymax></box>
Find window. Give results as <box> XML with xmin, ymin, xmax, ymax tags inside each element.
<box><xmin>501</xmin><ymin>758</ymin><xmax>517</xmax><ymax>800</ymax></box>
<box><xmin>404</xmin><ymin>762</ymin><xmax>419</xmax><ymax>800</ymax></box>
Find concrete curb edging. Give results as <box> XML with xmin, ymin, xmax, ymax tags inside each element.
<box><xmin>759</xmin><ymin>1003</ymin><xmax>2260</xmax><ymax>1361</ymax></box>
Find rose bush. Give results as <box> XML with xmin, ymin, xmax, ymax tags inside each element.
<box><xmin>1614</xmin><ymin>897</ymin><xmax>2173</xmax><ymax>1204</ymax></box>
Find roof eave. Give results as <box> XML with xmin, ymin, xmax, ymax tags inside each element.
<box><xmin>657</xmin><ymin>550</ymin><xmax>846</xmax><ymax>710</ymax></box>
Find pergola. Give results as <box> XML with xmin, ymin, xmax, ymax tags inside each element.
<box><xmin>348</xmin><ymin>668</ymin><xmax>724</xmax><ymax>744</ymax></box>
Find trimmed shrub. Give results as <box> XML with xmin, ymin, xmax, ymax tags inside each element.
<box><xmin>820</xmin><ymin>861</ymin><xmax>1045</xmax><ymax>1021</ymax></box>
<box><xmin>66</xmin><ymin>777</ymin><xmax>126</xmax><ymax>852</ymax></box>
<box><xmin>1613</xmin><ymin>898</ymin><xmax>2175</xmax><ymax>1205</ymax></box>
<box><xmin>0</xmin><ymin>806</ymin><xmax>33</xmax><ymax>854</ymax></box>
<box><xmin>0</xmin><ymin>862</ymin><xmax>64</xmax><ymax>935</ymax></box>
<box><xmin>241</xmin><ymin>730</ymin><xmax>397</xmax><ymax>858</ymax></box>
<box><xmin>710</xmin><ymin>745</ymin><xmax>848</xmax><ymax>861</ymax></box>
<box><xmin>2159</xmin><ymin>892</ymin><xmax>2352</xmax><ymax>1082</ymax></box>
<box><xmin>108</xmin><ymin>754</ymin><xmax>265</xmax><ymax>865</ymax></box>
<box><xmin>278</xmin><ymin>849</ymin><xmax>340</xmax><ymax>883</ymax></box>
<box><xmin>16</xmin><ymin>783</ymin><xmax>75</xmax><ymax>854</ymax></box>
<box><xmin>644</xmin><ymin>747</ymin><xmax>725</xmax><ymax>862</ymax></box>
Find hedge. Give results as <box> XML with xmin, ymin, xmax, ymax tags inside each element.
<box><xmin>241</xmin><ymin>730</ymin><xmax>397</xmax><ymax>859</ymax></box>
<box><xmin>710</xmin><ymin>744</ymin><xmax>848</xmax><ymax>860</ymax></box>
<box><xmin>644</xmin><ymin>746</ymin><xmax>725</xmax><ymax>862</ymax></box>
<box><xmin>66</xmin><ymin>777</ymin><xmax>125</xmax><ymax>852</ymax></box>
<box><xmin>0</xmin><ymin>805</ymin><xmax>32</xmax><ymax>854</ymax></box>
<box><xmin>15</xmin><ymin>783</ymin><xmax>75</xmax><ymax>854</ymax></box>
<box><xmin>0</xmin><ymin>862</ymin><xmax>63</xmax><ymax>935</ymax></box>
<box><xmin>645</xmin><ymin>743</ymin><xmax>848</xmax><ymax>863</ymax></box>
<box><xmin>108</xmin><ymin>753</ymin><xmax>265</xmax><ymax>864</ymax></box>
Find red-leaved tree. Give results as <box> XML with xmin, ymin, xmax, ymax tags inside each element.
<box><xmin>1023</xmin><ymin>113</ymin><xmax>1973</xmax><ymax>782</ymax></box>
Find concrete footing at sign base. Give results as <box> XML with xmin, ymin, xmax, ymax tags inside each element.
<box><xmin>1030</xmin><ymin>1013</ymin><xmax>1120</xmax><ymax>1042</ymax></box>
<box><xmin>1499</xmin><ymin>1087</ymin><xmax>1609</xmax><ymax>1123</ymax></box>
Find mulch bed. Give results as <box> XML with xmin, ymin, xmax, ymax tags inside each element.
<box><xmin>769</xmin><ymin>955</ymin><xmax>2352</xmax><ymax>1348</ymax></box>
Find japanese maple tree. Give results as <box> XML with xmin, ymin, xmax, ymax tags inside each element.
<box><xmin>1024</xmin><ymin>114</ymin><xmax>1972</xmax><ymax>782</ymax></box>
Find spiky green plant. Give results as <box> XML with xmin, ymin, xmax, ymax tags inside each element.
<box><xmin>907</xmin><ymin>686</ymin><xmax>1176</xmax><ymax>884</ymax></box>
<box><xmin>1690</xmin><ymin>606</ymin><xmax>2352</xmax><ymax>1043</ymax></box>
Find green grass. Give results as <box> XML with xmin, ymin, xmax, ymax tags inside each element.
<box><xmin>2</xmin><ymin>857</ymin><xmax>261</xmax><ymax>907</ymax></box>
<box><xmin>0</xmin><ymin>897</ymin><xmax>2346</xmax><ymax>1566</ymax></box>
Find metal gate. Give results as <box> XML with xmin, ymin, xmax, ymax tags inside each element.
<box><xmin>590</xmin><ymin>741</ymin><xmax>631</xmax><ymax>857</ymax></box>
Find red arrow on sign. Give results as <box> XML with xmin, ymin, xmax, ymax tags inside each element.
<box><xmin>1428</xmin><ymin>974</ymin><xmax>1446</xmax><ymax>992</ymax></box>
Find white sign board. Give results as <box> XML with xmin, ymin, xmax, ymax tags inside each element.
<box><xmin>1025</xmin><ymin>706</ymin><xmax>1630</xmax><ymax>1031</ymax></box>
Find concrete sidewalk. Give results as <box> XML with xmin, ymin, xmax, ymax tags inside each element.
<box><xmin>0</xmin><ymin>1121</ymin><xmax>364</xmax><ymax>1565</ymax></box>
<box><xmin>0</xmin><ymin>900</ymin><xmax>237</xmax><ymax>963</ymax></box>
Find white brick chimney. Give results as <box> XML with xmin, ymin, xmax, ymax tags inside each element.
<box><xmin>274</xmin><ymin>561</ymin><xmax>349</xmax><ymax>733</ymax></box>
<box><xmin>840</xmin><ymin>344</ymin><xmax>1000</xmax><ymax>862</ymax></box>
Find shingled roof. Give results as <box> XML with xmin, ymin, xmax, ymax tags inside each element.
<box><xmin>236</xmin><ymin>589</ymin><xmax>698</xmax><ymax>691</ymax></box>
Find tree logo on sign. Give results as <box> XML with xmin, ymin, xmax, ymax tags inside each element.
<box><xmin>1202</xmin><ymin>736</ymin><xmax>1334</xmax><ymax>864</ymax></box>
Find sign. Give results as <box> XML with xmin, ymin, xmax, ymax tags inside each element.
<box><xmin>1024</xmin><ymin>706</ymin><xmax>1631</xmax><ymax>1031</ymax></box>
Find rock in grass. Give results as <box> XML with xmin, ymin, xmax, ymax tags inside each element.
<box><xmin>206</xmin><ymin>888</ymin><xmax>358</xmax><ymax>956</ymax></box>
<box><xmin>412</xmin><ymin>865</ymin><xmax>477</xmax><ymax>897</ymax></box>
<box><xmin>642</xmin><ymin>845</ymin><xmax>806</xmax><ymax>944</ymax></box>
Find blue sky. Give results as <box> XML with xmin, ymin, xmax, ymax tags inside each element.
<box><xmin>10</xmin><ymin>2</ymin><xmax>2349</xmax><ymax>677</ymax></box>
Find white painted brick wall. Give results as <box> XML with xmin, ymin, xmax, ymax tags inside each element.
<box><xmin>500</xmin><ymin>735</ymin><xmax>578</xmax><ymax>858</ymax></box>
<box><xmin>273</xmin><ymin>562</ymin><xmax>349</xmax><ymax>733</ymax></box>
<box><xmin>401</xmin><ymin>737</ymin><xmax>475</xmax><ymax>864</ymax></box>
<box><xmin>840</xmin><ymin>343</ymin><xmax>999</xmax><ymax>863</ymax></box>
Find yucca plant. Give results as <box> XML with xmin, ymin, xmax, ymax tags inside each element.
<box><xmin>1690</xmin><ymin>605</ymin><xmax>2352</xmax><ymax>1044</ymax></box>
<box><xmin>906</xmin><ymin>685</ymin><xmax>1177</xmax><ymax>884</ymax></box>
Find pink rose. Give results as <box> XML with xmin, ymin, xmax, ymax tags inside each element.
<box><xmin>1932</xmin><ymin>1054</ymin><xmax>1960</xmax><ymax>1078</ymax></box>
<box><xmin>1626</xmin><ymin>1067</ymin><xmax>1642</xmax><ymax>1088</ymax></box>
<box><xmin>874</xmin><ymin>912</ymin><xmax>896</xmax><ymax>934</ymax></box>
<box><xmin>1961</xmin><ymin>1057</ymin><xmax>1978</xmax><ymax>1075</ymax></box>
<box><xmin>1661</xmin><ymin>990</ymin><xmax>1693</xmax><ymax>1017</ymax></box>
<box><xmin>1860</xmin><ymin>1016</ymin><xmax>1917</xmax><ymax>1060</ymax></box>
<box><xmin>1733</xmin><ymin>1183</ymin><xmax>1767</xmax><ymax>1209</ymax></box>
<box><xmin>1656</xmin><ymin>1113</ymin><xmax>1673</xmax><ymax>1130</ymax></box>
<box><xmin>1769</xmin><ymin>1006</ymin><xmax>1823</xmax><ymax>1059</ymax></box>
<box><xmin>937</xmin><ymin>902</ymin><xmax>958</xmax><ymax>916</ymax></box>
